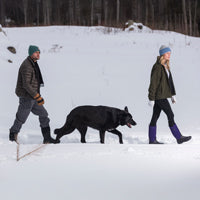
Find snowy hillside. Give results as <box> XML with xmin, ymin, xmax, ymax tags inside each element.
<box><xmin>0</xmin><ymin>26</ymin><xmax>200</xmax><ymax>200</ymax></box>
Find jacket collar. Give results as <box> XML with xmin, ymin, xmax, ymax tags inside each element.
<box><xmin>27</xmin><ymin>56</ymin><xmax>36</xmax><ymax>65</ymax></box>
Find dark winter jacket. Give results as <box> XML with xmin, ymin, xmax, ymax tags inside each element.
<box><xmin>15</xmin><ymin>56</ymin><xmax>44</xmax><ymax>98</ymax></box>
<box><xmin>148</xmin><ymin>57</ymin><xmax>176</xmax><ymax>101</ymax></box>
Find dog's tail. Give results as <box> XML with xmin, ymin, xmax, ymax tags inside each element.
<box><xmin>54</xmin><ymin>128</ymin><xmax>61</xmax><ymax>135</ymax></box>
<box><xmin>54</xmin><ymin>116</ymin><xmax>73</xmax><ymax>135</ymax></box>
<box><xmin>54</xmin><ymin>117</ymin><xmax>75</xmax><ymax>141</ymax></box>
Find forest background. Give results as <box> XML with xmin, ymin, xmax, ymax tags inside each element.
<box><xmin>0</xmin><ymin>0</ymin><xmax>200</xmax><ymax>37</ymax></box>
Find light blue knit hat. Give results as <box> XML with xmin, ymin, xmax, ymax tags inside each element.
<box><xmin>159</xmin><ymin>45</ymin><xmax>171</xmax><ymax>56</ymax></box>
<box><xmin>28</xmin><ymin>45</ymin><xmax>40</xmax><ymax>56</ymax></box>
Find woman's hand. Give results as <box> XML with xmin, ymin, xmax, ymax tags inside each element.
<box><xmin>171</xmin><ymin>96</ymin><xmax>176</xmax><ymax>104</ymax></box>
<box><xmin>148</xmin><ymin>100</ymin><xmax>155</xmax><ymax>107</ymax></box>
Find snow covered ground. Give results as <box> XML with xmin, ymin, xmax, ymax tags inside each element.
<box><xmin>0</xmin><ymin>26</ymin><xmax>200</xmax><ymax>200</ymax></box>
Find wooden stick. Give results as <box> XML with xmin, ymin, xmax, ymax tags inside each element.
<box><xmin>16</xmin><ymin>143</ymin><xmax>47</xmax><ymax>162</ymax></box>
<box><xmin>16</xmin><ymin>137</ymin><xmax>20</xmax><ymax>161</ymax></box>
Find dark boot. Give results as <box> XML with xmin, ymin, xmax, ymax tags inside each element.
<box><xmin>9</xmin><ymin>131</ymin><xmax>18</xmax><ymax>143</ymax></box>
<box><xmin>149</xmin><ymin>126</ymin><xmax>163</xmax><ymax>144</ymax></box>
<box><xmin>170</xmin><ymin>124</ymin><xmax>192</xmax><ymax>144</ymax></box>
<box><xmin>149</xmin><ymin>140</ymin><xmax>164</xmax><ymax>144</ymax></box>
<box><xmin>177</xmin><ymin>136</ymin><xmax>192</xmax><ymax>144</ymax></box>
<box><xmin>41</xmin><ymin>127</ymin><xmax>59</xmax><ymax>144</ymax></box>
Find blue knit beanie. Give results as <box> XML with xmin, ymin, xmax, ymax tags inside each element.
<box><xmin>159</xmin><ymin>45</ymin><xmax>171</xmax><ymax>56</ymax></box>
<box><xmin>28</xmin><ymin>45</ymin><xmax>40</xmax><ymax>56</ymax></box>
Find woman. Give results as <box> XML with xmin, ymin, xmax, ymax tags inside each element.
<box><xmin>148</xmin><ymin>45</ymin><xmax>191</xmax><ymax>144</ymax></box>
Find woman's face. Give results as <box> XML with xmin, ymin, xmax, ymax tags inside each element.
<box><xmin>163</xmin><ymin>52</ymin><xmax>171</xmax><ymax>60</ymax></box>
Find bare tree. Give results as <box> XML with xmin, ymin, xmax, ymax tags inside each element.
<box><xmin>75</xmin><ymin>0</ymin><xmax>81</xmax><ymax>25</ymax></box>
<box><xmin>137</xmin><ymin>1</ymin><xmax>142</xmax><ymax>22</ymax></box>
<box><xmin>116</xmin><ymin>0</ymin><xmax>120</xmax><ymax>25</ymax></box>
<box><xmin>91</xmin><ymin>0</ymin><xmax>94</xmax><ymax>26</ymax></box>
<box><xmin>188</xmin><ymin>1</ymin><xmax>192</xmax><ymax>35</ymax></box>
<box><xmin>22</xmin><ymin>0</ymin><xmax>28</xmax><ymax>25</ymax></box>
<box><xmin>131</xmin><ymin>0</ymin><xmax>137</xmax><ymax>21</ymax></box>
<box><xmin>46</xmin><ymin>0</ymin><xmax>51</xmax><ymax>25</ymax></box>
<box><xmin>1</xmin><ymin>0</ymin><xmax>200</xmax><ymax>36</ymax></box>
<box><xmin>43</xmin><ymin>0</ymin><xmax>51</xmax><ymax>25</ymax></box>
<box><xmin>0</xmin><ymin>0</ymin><xmax>5</xmax><ymax>25</ymax></box>
<box><xmin>104</xmin><ymin>0</ymin><xmax>108</xmax><ymax>26</ymax></box>
<box><xmin>145</xmin><ymin>0</ymin><xmax>148</xmax><ymax>25</ymax></box>
<box><xmin>150</xmin><ymin>0</ymin><xmax>155</xmax><ymax>28</ymax></box>
<box><xmin>182</xmin><ymin>0</ymin><xmax>188</xmax><ymax>35</ymax></box>
<box><xmin>193</xmin><ymin>0</ymin><xmax>198</xmax><ymax>36</ymax></box>
<box><xmin>36</xmin><ymin>0</ymin><xmax>40</xmax><ymax>25</ymax></box>
<box><xmin>69</xmin><ymin>0</ymin><xmax>74</xmax><ymax>25</ymax></box>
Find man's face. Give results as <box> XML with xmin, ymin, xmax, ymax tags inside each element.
<box><xmin>31</xmin><ymin>51</ymin><xmax>40</xmax><ymax>61</ymax></box>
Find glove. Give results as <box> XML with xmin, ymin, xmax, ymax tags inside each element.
<box><xmin>171</xmin><ymin>96</ymin><xmax>176</xmax><ymax>104</ymax></box>
<box><xmin>34</xmin><ymin>93</ymin><xmax>44</xmax><ymax>105</ymax></box>
<box><xmin>148</xmin><ymin>100</ymin><xmax>155</xmax><ymax>107</ymax></box>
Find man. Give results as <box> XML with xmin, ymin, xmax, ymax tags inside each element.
<box><xmin>9</xmin><ymin>45</ymin><xmax>57</xmax><ymax>144</ymax></box>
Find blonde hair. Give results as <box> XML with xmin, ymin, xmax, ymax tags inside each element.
<box><xmin>160</xmin><ymin>56</ymin><xmax>170</xmax><ymax>70</ymax></box>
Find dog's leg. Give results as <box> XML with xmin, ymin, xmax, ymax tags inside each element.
<box><xmin>77</xmin><ymin>126</ymin><xmax>87</xmax><ymax>143</ymax></box>
<box><xmin>99</xmin><ymin>130</ymin><xmax>105</xmax><ymax>144</ymax></box>
<box><xmin>107</xmin><ymin>129</ymin><xmax>123</xmax><ymax>144</ymax></box>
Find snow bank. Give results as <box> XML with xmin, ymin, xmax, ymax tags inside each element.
<box><xmin>124</xmin><ymin>20</ymin><xmax>152</xmax><ymax>33</ymax></box>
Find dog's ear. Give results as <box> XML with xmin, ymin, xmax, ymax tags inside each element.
<box><xmin>124</xmin><ymin>106</ymin><xmax>128</xmax><ymax>112</ymax></box>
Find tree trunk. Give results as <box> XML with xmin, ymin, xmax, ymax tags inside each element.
<box><xmin>23</xmin><ymin>0</ymin><xmax>28</xmax><ymax>26</ymax></box>
<box><xmin>43</xmin><ymin>0</ymin><xmax>47</xmax><ymax>25</ymax></box>
<box><xmin>69</xmin><ymin>0</ymin><xmax>74</xmax><ymax>25</ymax></box>
<box><xmin>104</xmin><ymin>0</ymin><xmax>108</xmax><ymax>26</ymax></box>
<box><xmin>116</xmin><ymin>0</ymin><xmax>120</xmax><ymax>25</ymax></box>
<box><xmin>131</xmin><ymin>0</ymin><xmax>137</xmax><ymax>21</ymax></box>
<box><xmin>75</xmin><ymin>0</ymin><xmax>81</xmax><ymax>25</ymax></box>
<box><xmin>36</xmin><ymin>0</ymin><xmax>40</xmax><ymax>25</ymax></box>
<box><xmin>188</xmin><ymin>1</ymin><xmax>192</xmax><ymax>36</ymax></box>
<box><xmin>145</xmin><ymin>0</ymin><xmax>148</xmax><ymax>25</ymax></box>
<box><xmin>165</xmin><ymin>13</ymin><xmax>168</xmax><ymax>30</ymax></box>
<box><xmin>174</xmin><ymin>13</ymin><xmax>177</xmax><ymax>32</ymax></box>
<box><xmin>137</xmin><ymin>1</ymin><xmax>141</xmax><ymax>22</ymax></box>
<box><xmin>97</xmin><ymin>0</ymin><xmax>102</xmax><ymax>25</ymax></box>
<box><xmin>46</xmin><ymin>0</ymin><xmax>51</xmax><ymax>25</ymax></box>
<box><xmin>0</xmin><ymin>0</ymin><xmax>5</xmax><ymax>25</ymax></box>
<box><xmin>150</xmin><ymin>0</ymin><xmax>154</xmax><ymax>28</ymax></box>
<box><xmin>182</xmin><ymin>0</ymin><xmax>188</xmax><ymax>35</ymax></box>
<box><xmin>91</xmin><ymin>0</ymin><xmax>94</xmax><ymax>26</ymax></box>
<box><xmin>193</xmin><ymin>0</ymin><xmax>198</xmax><ymax>36</ymax></box>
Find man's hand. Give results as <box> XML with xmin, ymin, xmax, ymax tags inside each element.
<box><xmin>34</xmin><ymin>93</ymin><xmax>44</xmax><ymax>106</ymax></box>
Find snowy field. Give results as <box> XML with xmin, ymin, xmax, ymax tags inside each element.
<box><xmin>0</xmin><ymin>26</ymin><xmax>200</xmax><ymax>200</ymax></box>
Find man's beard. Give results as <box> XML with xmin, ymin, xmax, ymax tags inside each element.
<box><xmin>31</xmin><ymin>56</ymin><xmax>39</xmax><ymax>62</ymax></box>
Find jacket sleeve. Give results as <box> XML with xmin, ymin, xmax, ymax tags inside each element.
<box><xmin>148</xmin><ymin>64</ymin><xmax>162</xmax><ymax>101</ymax></box>
<box><xmin>21</xmin><ymin>64</ymin><xmax>38</xmax><ymax>98</ymax></box>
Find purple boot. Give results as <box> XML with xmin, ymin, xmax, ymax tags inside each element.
<box><xmin>170</xmin><ymin>124</ymin><xmax>192</xmax><ymax>144</ymax></box>
<box><xmin>149</xmin><ymin>126</ymin><xmax>163</xmax><ymax>144</ymax></box>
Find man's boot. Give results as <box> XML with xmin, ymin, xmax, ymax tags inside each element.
<box><xmin>41</xmin><ymin>127</ymin><xmax>58</xmax><ymax>144</ymax></box>
<box><xmin>9</xmin><ymin>131</ymin><xmax>18</xmax><ymax>143</ymax></box>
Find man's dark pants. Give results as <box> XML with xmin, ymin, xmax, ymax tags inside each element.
<box><xmin>10</xmin><ymin>97</ymin><xmax>50</xmax><ymax>134</ymax></box>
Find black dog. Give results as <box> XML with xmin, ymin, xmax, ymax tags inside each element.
<box><xmin>54</xmin><ymin>106</ymin><xmax>136</xmax><ymax>144</ymax></box>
